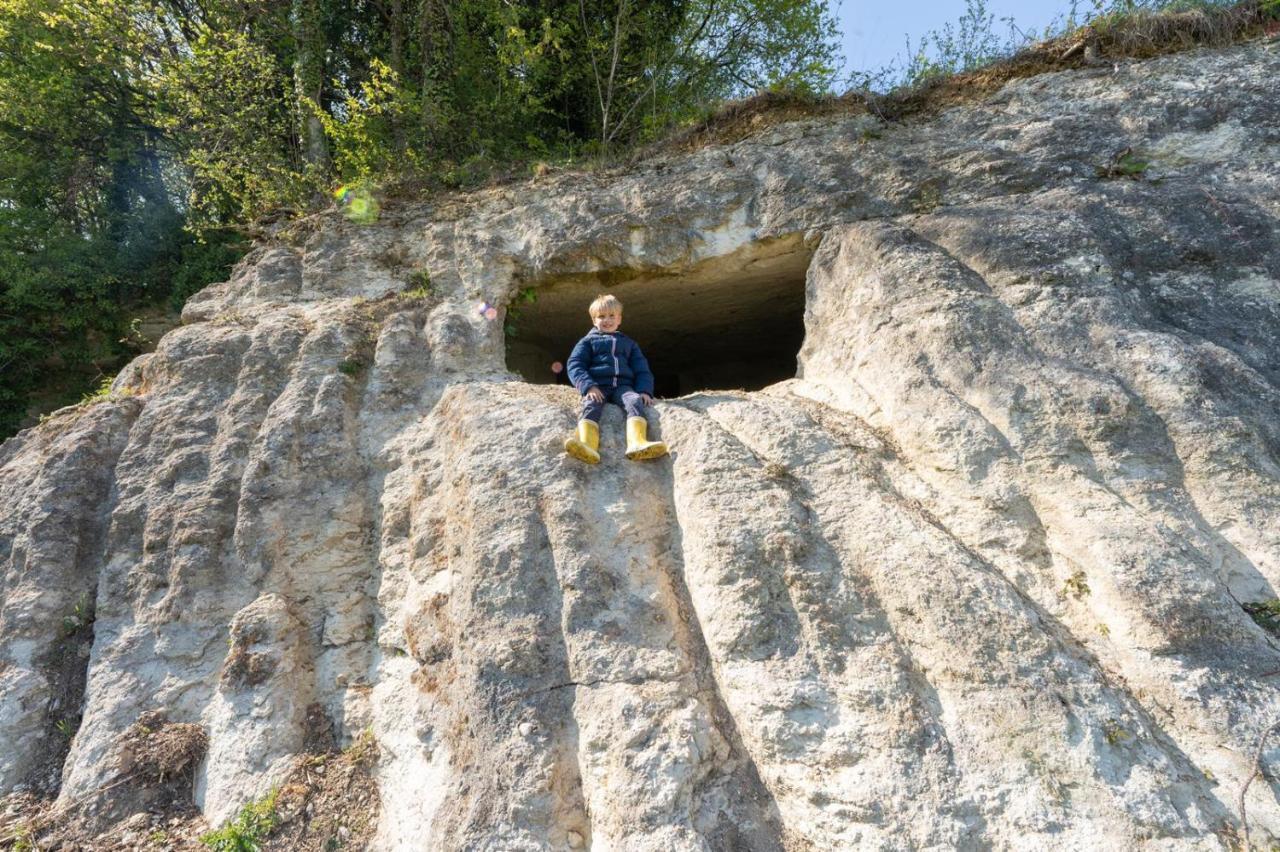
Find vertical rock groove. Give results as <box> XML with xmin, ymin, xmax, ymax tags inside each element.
<box><xmin>3</xmin><ymin>36</ymin><xmax>1280</xmax><ymax>849</ymax></box>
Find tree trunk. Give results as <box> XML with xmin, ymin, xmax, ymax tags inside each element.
<box><xmin>389</xmin><ymin>0</ymin><xmax>407</xmax><ymax>153</ymax></box>
<box><xmin>291</xmin><ymin>0</ymin><xmax>330</xmax><ymax>178</ymax></box>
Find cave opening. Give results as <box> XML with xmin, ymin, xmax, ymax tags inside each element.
<box><xmin>506</xmin><ymin>237</ymin><xmax>812</xmax><ymax>397</ymax></box>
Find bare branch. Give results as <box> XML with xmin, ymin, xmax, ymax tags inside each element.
<box><xmin>579</xmin><ymin>0</ymin><xmax>608</xmax><ymax>131</ymax></box>
<box><xmin>1239</xmin><ymin>718</ymin><xmax>1280</xmax><ymax>851</ymax></box>
<box><xmin>602</xmin><ymin>0</ymin><xmax>631</xmax><ymax>139</ymax></box>
<box><xmin>604</xmin><ymin>0</ymin><xmax>723</xmax><ymax>142</ymax></box>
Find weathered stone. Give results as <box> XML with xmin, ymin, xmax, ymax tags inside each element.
<box><xmin>2</xmin><ymin>36</ymin><xmax>1280</xmax><ymax>850</ymax></box>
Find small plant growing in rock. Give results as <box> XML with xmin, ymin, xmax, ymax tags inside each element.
<box><xmin>10</xmin><ymin>822</ymin><xmax>36</xmax><ymax>852</ymax></box>
<box><xmin>504</xmin><ymin>287</ymin><xmax>539</xmax><ymax>337</ymax></box>
<box><xmin>911</xmin><ymin>179</ymin><xmax>944</xmax><ymax>213</ymax></box>
<box><xmin>1062</xmin><ymin>570</ymin><xmax>1090</xmax><ymax>600</ymax></box>
<box><xmin>403</xmin><ymin>268</ymin><xmax>433</xmax><ymax>299</ymax></box>
<box><xmin>338</xmin><ymin>727</ymin><xmax>380</xmax><ymax>768</ymax></box>
<box><xmin>200</xmin><ymin>788</ymin><xmax>279</xmax><ymax>851</ymax></box>
<box><xmin>337</xmin><ymin>358</ymin><xmax>366</xmax><ymax>377</ymax></box>
<box><xmin>213</xmin><ymin>308</ymin><xmax>249</xmax><ymax>326</ymax></box>
<box><xmin>1097</xmin><ymin>148</ymin><xmax>1150</xmax><ymax>179</ymax></box>
<box><xmin>763</xmin><ymin>461</ymin><xmax>791</xmax><ymax>479</ymax></box>
<box><xmin>61</xmin><ymin>593</ymin><xmax>94</xmax><ymax>637</ymax></box>
<box><xmin>1102</xmin><ymin>719</ymin><xmax>1131</xmax><ymax>746</ymax></box>
<box><xmin>1243</xmin><ymin>599</ymin><xmax>1280</xmax><ymax>636</ymax></box>
<box><xmin>79</xmin><ymin>374</ymin><xmax>133</xmax><ymax>406</ymax></box>
<box><xmin>55</xmin><ymin>717</ymin><xmax>76</xmax><ymax>739</ymax></box>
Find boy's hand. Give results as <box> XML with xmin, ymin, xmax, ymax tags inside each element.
<box><xmin>587</xmin><ymin>387</ymin><xmax>605</xmax><ymax>402</ymax></box>
<box><xmin>640</xmin><ymin>393</ymin><xmax>654</xmax><ymax>405</ymax></box>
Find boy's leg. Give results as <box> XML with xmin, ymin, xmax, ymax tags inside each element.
<box><xmin>619</xmin><ymin>389</ymin><xmax>667</xmax><ymax>460</ymax></box>
<box><xmin>581</xmin><ymin>393</ymin><xmax>606</xmax><ymax>423</ymax></box>
<box><xmin>565</xmin><ymin>394</ymin><xmax>604</xmax><ymax>464</ymax></box>
<box><xmin>617</xmin><ymin>388</ymin><xmax>645</xmax><ymax>419</ymax></box>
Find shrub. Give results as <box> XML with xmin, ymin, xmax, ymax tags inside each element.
<box><xmin>1243</xmin><ymin>599</ymin><xmax>1280</xmax><ymax>636</ymax></box>
<box><xmin>199</xmin><ymin>789</ymin><xmax>280</xmax><ymax>852</ymax></box>
<box><xmin>403</xmin><ymin>269</ymin><xmax>433</xmax><ymax>299</ymax></box>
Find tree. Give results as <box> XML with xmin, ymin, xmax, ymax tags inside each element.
<box><xmin>0</xmin><ymin>0</ymin><xmax>242</xmax><ymax>436</ymax></box>
<box><xmin>0</xmin><ymin>0</ymin><xmax>838</xmax><ymax>437</ymax></box>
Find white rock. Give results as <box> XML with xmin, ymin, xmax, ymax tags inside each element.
<box><xmin>2</xmin><ymin>37</ymin><xmax>1279</xmax><ymax>852</ymax></box>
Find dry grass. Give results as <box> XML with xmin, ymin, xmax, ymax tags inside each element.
<box><xmin>115</xmin><ymin>711</ymin><xmax>209</xmax><ymax>784</ymax></box>
<box><xmin>0</xmin><ymin>712</ymin><xmax>210</xmax><ymax>851</ymax></box>
<box><xmin>0</xmin><ymin>712</ymin><xmax>381</xmax><ymax>851</ymax></box>
<box><xmin>263</xmin><ymin>727</ymin><xmax>381</xmax><ymax>852</ymax></box>
<box><xmin>655</xmin><ymin>0</ymin><xmax>1280</xmax><ymax>153</ymax></box>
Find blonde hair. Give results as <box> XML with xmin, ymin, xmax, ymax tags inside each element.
<box><xmin>589</xmin><ymin>293</ymin><xmax>623</xmax><ymax>317</ymax></box>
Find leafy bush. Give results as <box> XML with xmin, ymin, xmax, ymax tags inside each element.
<box><xmin>200</xmin><ymin>789</ymin><xmax>280</xmax><ymax>852</ymax></box>
<box><xmin>1244</xmin><ymin>599</ymin><xmax>1280</xmax><ymax>636</ymax></box>
<box><xmin>403</xmin><ymin>269</ymin><xmax>433</xmax><ymax>300</ymax></box>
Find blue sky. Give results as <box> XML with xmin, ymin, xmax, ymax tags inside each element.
<box><xmin>835</xmin><ymin>0</ymin><xmax>1077</xmax><ymax>80</ymax></box>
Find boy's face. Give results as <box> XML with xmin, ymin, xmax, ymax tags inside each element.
<box><xmin>592</xmin><ymin>309</ymin><xmax>621</xmax><ymax>333</ymax></box>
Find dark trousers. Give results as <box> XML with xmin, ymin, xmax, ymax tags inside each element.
<box><xmin>582</xmin><ymin>386</ymin><xmax>645</xmax><ymax>422</ymax></box>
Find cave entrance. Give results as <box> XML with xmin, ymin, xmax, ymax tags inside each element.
<box><xmin>506</xmin><ymin>236</ymin><xmax>811</xmax><ymax>397</ymax></box>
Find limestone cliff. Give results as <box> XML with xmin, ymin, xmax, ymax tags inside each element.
<box><xmin>2</xmin><ymin>35</ymin><xmax>1279</xmax><ymax>851</ymax></box>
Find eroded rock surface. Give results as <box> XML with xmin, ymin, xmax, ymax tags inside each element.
<box><xmin>2</xmin><ymin>36</ymin><xmax>1279</xmax><ymax>850</ymax></box>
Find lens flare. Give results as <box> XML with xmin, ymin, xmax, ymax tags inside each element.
<box><xmin>551</xmin><ymin>361</ymin><xmax>563</xmax><ymax>373</ymax></box>
<box><xmin>484</xmin><ymin>306</ymin><xmax>498</xmax><ymax>321</ymax></box>
<box><xmin>333</xmin><ymin>184</ymin><xmax>380</xmax><ymax>224</ymax></box>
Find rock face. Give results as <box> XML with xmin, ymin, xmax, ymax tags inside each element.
<box><xmin>3</xmin><ymin>36</ymin><xmax>1280</xmax><ymax>850</ymax></box>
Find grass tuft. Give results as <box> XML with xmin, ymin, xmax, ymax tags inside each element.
<box><xmin>1243</xmin><ymin>599</ymin><xmax>1280</xmax><ymax>635</ymax></box>
<box><xmin>199</xmin><ymin>788</ymin><xmax>280</xmax><ymax>851</ymax></box>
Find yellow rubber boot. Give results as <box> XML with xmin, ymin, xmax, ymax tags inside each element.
<box><xmin>565</xmin><ymin>419</ymin><xmax>601</xmax><ymax>464</ymax></box>
<box><xmin>625</xmin><ymin>416</ymin><xmax>668</xmax><ymax>460</ymax></box>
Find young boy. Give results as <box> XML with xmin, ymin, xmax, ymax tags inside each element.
<box><xmin>564</xmin><ymin>294</ymin><xmax>668</xmax><ymax>464</ymax></box>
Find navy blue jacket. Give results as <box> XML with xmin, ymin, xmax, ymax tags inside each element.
<box><xmin>566</xmin><ymin>329</ymin><xmax>655</xmax><ymax>396</ymax></box>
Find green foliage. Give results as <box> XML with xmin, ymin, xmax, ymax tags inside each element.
<box><xmin>54</xmin><ymin>717</ymin><xmax>76</xmax><ymax>738</ymax></box>
<box><xmin>1243</xmin><ymin>599</ymin><xmax>1280</xmax><ymax>636</ymax></box>
<box><xmin>902</xmin><ymin>0</ymin><xmax>1010</xmax><ymax>87</ymax></box>
<box><xmin>80</xmin><ymin>374</ymin><xmax>118</xmax><ymax>405</ymax></box>
<box><xmin>403</xmin><ymin>269</ymin><xmax>433</xmax><ymax>299</ymax></box>
<box><xmin>199</xmin><ymin>789</ymin><xmax>280</xmax><ymax>852</ymax></box>
<box><xmin>61</xmin><ymin>592</ymin><xmax>94</xmax><ymax>637</ymax></box>
<box><xmin>170</xmin><ymin>232</ymin><xmax>249</xmax><ymax>311</ymax></box>
<box><xmin>1098</xmin><ymin>149</ymin><xmax>1151</xmax><ymax>178</ymax></box>
<box><xmin>0</xmin><ymin>0</ymin><xmax>247</xmax><ymax>439</ymax></box>
<box><xmin>10</xmin><ymin>822</ymin><xmax>35</xmax><ymax>852</ymax></box>
<box><xmin>156</xmin><ymin>26</ymin><xmax>305</xmax><ymax>226</ymax></box>
<box><xmin>313</xmin><ymin>60</ymin><xmax>415</xmax><ymax>184</ymax></box>
<box><xmin>0</xmin><ymin>0</ymin><xmax>831</xmax><ymax>437</ymax></box>
<box><xmin>504</xmin><ymin>287</ymin><xmax>539</xmax><ymax>337</ymax></box>
<box><xmin>1102</xmin><ymin>719</ymin><xmax>1131</xmax><ymax>746</ymax></box>
<box><xmin>1063</xmin><ymin>570</ymin><xmax>1091</xmax><ymax>600</ymax></box>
